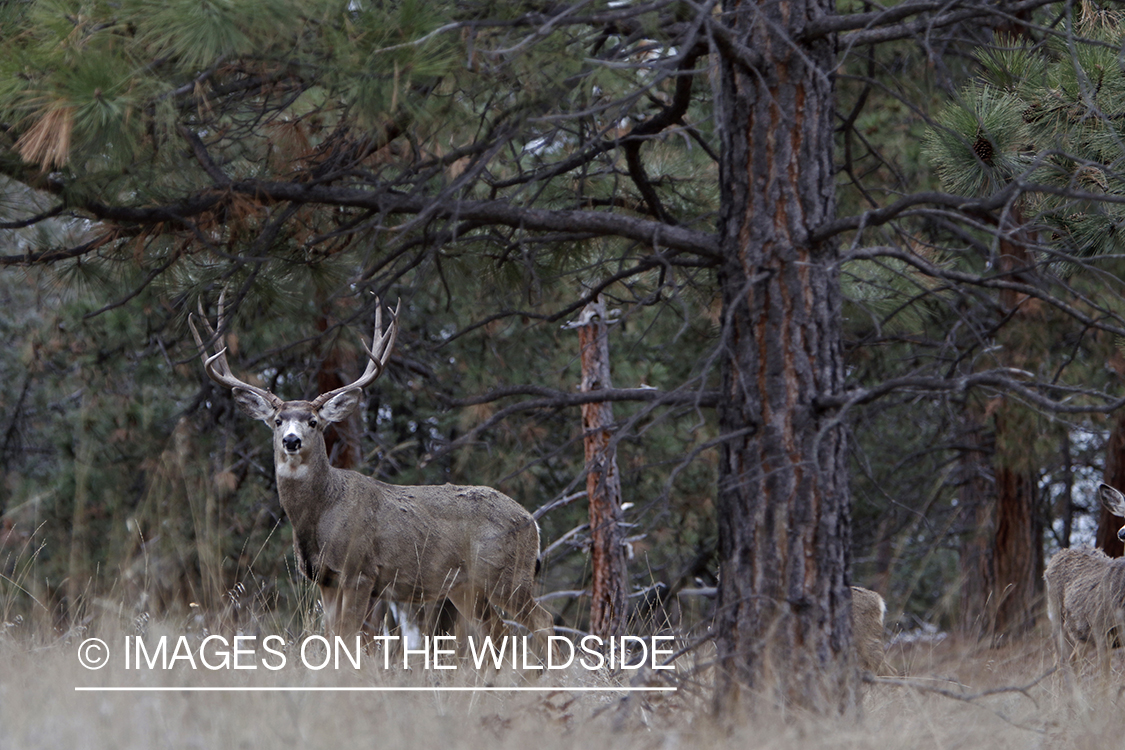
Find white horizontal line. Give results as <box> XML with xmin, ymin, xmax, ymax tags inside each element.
<box><xmin>75</xmin><ymin>686</ymin><xmax>676</xmax><ymax>693</ymax></box>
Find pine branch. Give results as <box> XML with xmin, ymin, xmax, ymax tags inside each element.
<box><xmin>806</xmin><ymin>0</ymin><xmax>1059</xmax><ymax>44</ymax></box>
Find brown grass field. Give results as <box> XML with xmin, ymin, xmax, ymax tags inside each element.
<box><xmin>4</xmin><ymin>611</ymin><xmax>1125</xmax><ymax>750</ymax></box>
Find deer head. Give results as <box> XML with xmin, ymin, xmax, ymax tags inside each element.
<box><xmin>188</xmin><ymin>291</ymin><xmax>399</xmax><ymax>476</ymax></box>
<box><xmin>1102</xmin><ymin>484</ymin><xmax>1125</xmax><ymax>542</ymax></box>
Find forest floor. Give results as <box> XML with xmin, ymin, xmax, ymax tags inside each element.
<box><xmin>0</xmin><ymin>614</ymin><xmax>1121</xmax><ymax>750</ymax></box>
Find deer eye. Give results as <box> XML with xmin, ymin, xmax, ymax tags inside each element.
<box><xmin>308</xmin><ymin>419</ymin><xmax>318</xmax><ymax>429</ymax></box>
<box><xmin>274</xmin><ymin>419</ymin><xmax>282</xmax><ymax>426</ymax></box>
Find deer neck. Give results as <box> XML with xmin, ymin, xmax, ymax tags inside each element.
<box><xmin>275</xmin><ymin>445</ymin><xmax>333</xmax><ymax>524</ymax></box>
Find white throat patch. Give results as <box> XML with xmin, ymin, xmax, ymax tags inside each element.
<box><xmin>276</xmin><ymin>454</ymin><xmax>310</xmax><ymax>480</ymax></box>
<box><xmin>280</xmin><ymin>440</ymin><xmax>315</xmax><ymax>481</ymax></box>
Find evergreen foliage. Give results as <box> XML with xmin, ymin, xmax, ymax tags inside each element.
<box><xmin>926</xmin><ymin>11</ymin><xmax>1125</xmax><ymax>258</ymax></box>
<box><xmin>6</xmin><ymin>0</ymin><xmax>1125</xmax><ymax>711</ymax></box>
<box><xmin>0</xmin><ymin>0</ymin><xmax>724</xmax><ymax>636</ymax></box>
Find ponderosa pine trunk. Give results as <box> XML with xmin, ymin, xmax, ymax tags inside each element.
<box><xmin>713</xmin><ymin>0</ymin><xmax>855</xmax><ymax>712</ymax></box>
<box><xmin>989</xmin><ymin>222</ymin><xmax>1041</xmax><ymax>638</ymax></box>
<box><xmin>992</xmin><ymin>455</ymin><xmax>1038</xmax><ymax>636</ymax></box>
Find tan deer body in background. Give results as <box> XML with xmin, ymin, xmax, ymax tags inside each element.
<box><xmin>190</xmin><ymin>298</ymin><xmax>553</xmax><ymax>660</ymax></box>
<box><xmin>851</xmin><ymin>586</ymin><xmax>887</xmax><ymax>674</ymax></box>
<box><xmin>1044</xmin><ymin>483</ymin><xmax>1125</xmax><ymax>669</ymax></box>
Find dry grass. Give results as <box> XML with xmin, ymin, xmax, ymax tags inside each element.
<box><xmin>7</xmin><ymin>611</ymin><xmax>1125</xmax><ymax>750</ymax></box>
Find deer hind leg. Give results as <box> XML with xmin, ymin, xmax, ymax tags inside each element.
<box><xmin>479</xmin><ymin>555</ymin><xmax>554</xmax><ymax>663</ymax></box>
<box><xmin>1047</xmin><ymin>600</ymin><xmax>1070</xmax><ymax>668</ymax></box>
<box><xmin>491</xmin><ymin>585</ymin><xmax>554</xmax><ymax>665</ymax></box>
<box><xmin>446</xmin><ymin>587</ymin><xmax>512</xmax><ymax>670</ymax></box>
<box><xmin>448</xmin><ymin>588</ymin><xmax>506</xmax><ymax>642</ymax></box>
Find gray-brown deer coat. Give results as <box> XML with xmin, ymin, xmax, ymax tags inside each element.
<box><xmin>1044</xmin><ymin>483</ymin><xmax>1125</xmax><ymax>669</ymax></box>
<box><xmin>190</xmin><ymin>299</ymin><xmax>553</xmax><ymax>661</ymax></box>
<box><xmin>851</xmin><ymin>586</ymin><xmax>886</xmax><ymax>674</ymax></box>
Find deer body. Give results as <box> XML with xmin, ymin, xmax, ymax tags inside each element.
<box><xmin>1044</xmin><ymin>483</ymin><xmax>1125</xmax><ymax>668</ymax></box>
<box><xmin>191</xmin><ymin>301</ymin><xmax>552</xmax><ymax>660</ymax></box>
<box><xmin>851</xmin><ymin>586</ymin><xmax>887</xmax><ymax>674</ymax></box>
<box><xmin>281</xmin><ymin>462</ymin><xmax>543</xmax><ymax>612</ymax></box>
<box><xmin>1046</xmin><ymin>546</ymin><xmax>1125</xmax><ymax>648</ymax></box>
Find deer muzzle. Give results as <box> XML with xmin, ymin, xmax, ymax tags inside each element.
<box><xmin>282</xmin><ymin>434</ymin><xmax>302</xmax><ymax>453</ymax></box>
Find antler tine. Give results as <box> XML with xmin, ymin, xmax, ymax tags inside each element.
<box><xmin>215</xmin><ymin>286</ymin><xmax>227</xmax><ymax>336</ymax></box>
<box><xmin>357</xmin><ymin>298</ymin><xmax>400</xmax><ymax>377</ymax></box>
<box><xmin>189</xmin><ymin>292</ymin><xmax>281</xmax><ymax>407</ymax></box>
<box><xmin>311</xmin><ymin>299</ymin><xmax>399</xmax><ymax>409</ymax></box>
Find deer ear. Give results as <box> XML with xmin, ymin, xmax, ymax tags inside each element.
<box><xmin>317</xmin><ymin>389</ymin><xmax>361</xmax><ymax>423</ymax></box>
<box><xmin>1100</xmin><ymin>484</ymin><xmax>1125</xmax><ymax>518</ymax></box>
<box><xmin>233</xmin><ymin>389</ymin><xmax>276</xmax><ymax>422</ymax></box>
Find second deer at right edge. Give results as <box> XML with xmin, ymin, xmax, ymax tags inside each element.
<box><xmin>1045</xmin><ymin>483</ymin><xmax>1125</xmax><ymax>671</ymax></box>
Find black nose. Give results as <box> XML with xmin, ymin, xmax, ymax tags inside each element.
<box><xmin>283</xmin><ymin>435</ymin><xmax>301</xmax><ymax>452</ymax></box>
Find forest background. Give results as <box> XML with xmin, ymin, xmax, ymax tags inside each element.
<box><xmin>5</xmin><ymin>0</ymin><xmax>1125</xmax><ymax>717</ymax></box>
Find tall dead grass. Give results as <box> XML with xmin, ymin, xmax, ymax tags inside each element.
<box><xmin>5</xmin><ymin>606</ymin><xmax>1125</xmax><ymax>750</ymax></box>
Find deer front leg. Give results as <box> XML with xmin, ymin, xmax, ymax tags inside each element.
<box><xmin>320</xmin><ymin>575</ymin><xmax>376</xmax><ymax>643</ymax></box>
<box><xmin>320</xmin><ymin>583</ymin><xmax>344</xmax><ymax>640</ymax></box>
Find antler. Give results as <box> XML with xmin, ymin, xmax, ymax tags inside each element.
<box><xmin>188</xmin><ymin>289</ymin><xmax>283</xmax><ymax>408</ymax></box>
<box><xmin>310</xmin><ymin>299</ymin><xmax>400</xmax><ymax>409</ymax></box>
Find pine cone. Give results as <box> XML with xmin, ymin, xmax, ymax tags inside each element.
<box><xmin>972</xmin><ymin>134</ymin><xmax>994</xmax><ymax>165</ymax></box>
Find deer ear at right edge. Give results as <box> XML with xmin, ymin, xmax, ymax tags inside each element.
<box><xmin>234</xmin><ymin>388</ymin><xmax>278</xmax><ymax>422</ymax></box>
<box><xmin>1099</xmin><ymin>483</ymin><xmax>1125</xmax><ymax>518</ymax></box>
<box><xmin>317</xmin><ymin>389</ymin><xmax>361</xmax><ymax>423</ymax></box>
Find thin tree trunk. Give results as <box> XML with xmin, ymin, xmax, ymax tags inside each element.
<box><xmin>199</xmin><ymin>419</ymin><xmax>227</xmax><ymax>614</ymax></box>
<box><xmin>577</xmin><ymin>296</ymin><xmax>627</xmax><ymax>640</ymax></box>
<box><xmin>714</xmin><ymin>0</ymin><xmax>855</xmax><ymax>712</ymax></box>
<box><xmin>67</xmin><ymin>389</ymin><xmax>93</xmax><ymax>617</ymax></box>
<box><xmin>957</xmin><ymin>408</ymin><xmax>994</xmax><ymax>637</ymax></box>
<box><xmin>1061</xmin><ymin>430</ymin><xmax>1073</xmax><ymax>549</ymax></box>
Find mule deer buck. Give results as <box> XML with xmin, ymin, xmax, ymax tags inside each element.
<box><xmin>1045</xmin><ymin>483</ymin><xmax>1125</xmax><ymax>670</ymax></box>
<box><xmin>189</xmin><ymin>295</ymin><xmax>554</xmax><ymax>660</ymax></box>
